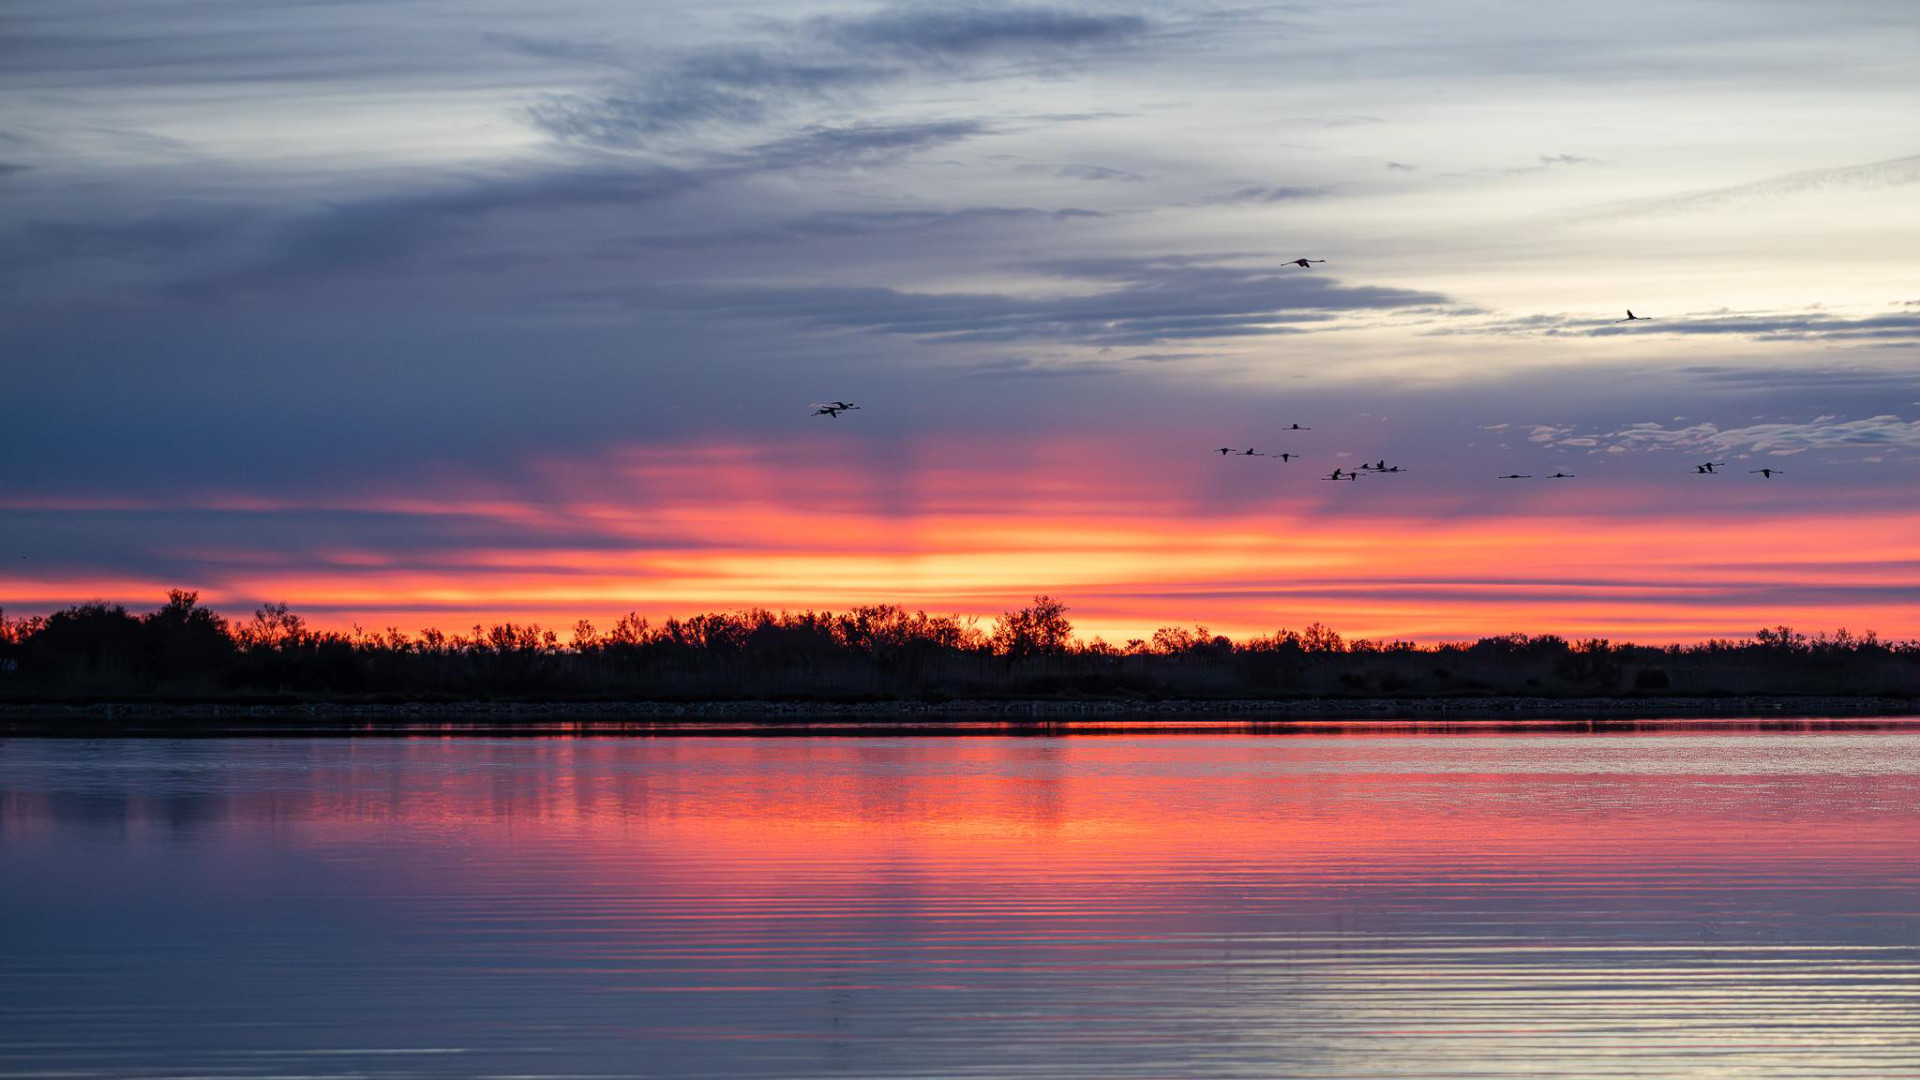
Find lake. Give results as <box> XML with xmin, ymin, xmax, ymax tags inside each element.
<box><xmin>3</xmin><ymin>724</ymin><xmax>1918</xmax><ymax>1077</ymax></box>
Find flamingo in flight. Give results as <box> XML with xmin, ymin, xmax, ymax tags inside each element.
<box><xmin>1696</xmin><ymin>461</ymin><xmax>1726</xmax><ymax>474</ymax></box>
<box><xmin>1289</xmin><ymin>258</ymin><xmax>1326</xmax><ymax>268</ymax></box>
<box><xmin>1616</xmin><ymin>310</ymin><xmax>1652</xmax><ymax>322</ymax></box>
<box><xmin>1546</xmin><ymin>472</ymin><xmax>1575</xmax><ymax>479</ymax></box>
<box><xmin>1498</xmin><ymin>474</ymin><xmax>1532</xmax><ymax>480</ymax></box>
<box><xmin>1322</xmin><ymin>468</ymin><xmax>1358</xmax><ymax>481</ymax></box>
<box><xmin>1274</xmin><ymin>452</ymin><xmax>1298</xmax><ymax>463</ymax></box>
<box><xmin>1750</xmin><ymin>468</ymin><xmax>1784</xmax><ymax>479</ymax></box>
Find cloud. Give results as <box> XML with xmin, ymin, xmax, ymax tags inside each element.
<box><xmin>741</xmin><ymin>118</ymin><xmax>989</xmax><ymax>169</ymax></box>
<box><xmin>528</xmin><ymin>48</ymin><xmax>898</xmax><ymax>147</ymax></box>
<box><xmin>1456</xmin><ymin>306</ymin><xmax>1920</xmax><ymax>344</ymax></box>
<box><xmin>3</xmin><ymin>164</ymin><xmax>704</xmax><ymax>304</ymax></box>
<box><xmin>1673</xmin><ymin>365</ymin><xmax>1920</xmax><ymax>395</ymax></box>
<box><xmin>1051</xmin><ymin>163</ymin><xmax>1142</xmax><ymax>182</ymax></box>
<box><xmin>527</xmin><ymin>6</ymin><xmax>1154</xmax><ymax>151</ymax></box>
<box><xmin>588</xmin><ymin>255</ymin><xmax>1452</xmax><ymax>347</ymax></box>
<box><xmin>964</xmin><ymin>355</ymin><xmax>1126</xmax><ymax>378</ymax></box>
<box><xmin>1586</xmin><ymin>311</ymin><xmax>1920</xmax><ymax>342</ymax></box>
<box><xmin>1499</xmin><ymin>153</ymin><xmax>1598</xmax><ymax>175</ymax></box>
<box><xmin>777</xmin><ymin>205</ymin><xmax>1105</xmax><ymax>234</ymax></box>
<box><xmin>1559</xmin><ymin>415</ymin><xmax>1920</xmax><ymax>458</ymax></box>
<box><xmin>816</xmin><ymin>6</ymin><xmax>1151</xmax><ymax>61</ymax></box>
<box><xmin>482</xmin><ymin>32</ymin><xmax>631</xmax><ymax>70</ymax></box>
<box><xmin>1201</xmin><ymin>185</ymin><xmax>1331</xmax><ymax>204</ymax></box>
<box><xmin>1546</xmin><ymin>153</ymin><xmax>1920</xmax><ymax>224</ymax></box>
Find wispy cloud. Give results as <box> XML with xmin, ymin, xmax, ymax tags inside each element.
<box><xmin>588</xmin><ymin>255</ymin><xmax>1452</xmax><ymax>347</ymax></box>
<box><xmin>813</xmin><ymin>6</ymin><xmax>1151</xmax><ymax>61</ymax></box>
<box><xmin>1199</xmin><ymin>185</ymin><xmax>1332</xmax><ymax>204</ymax></box>
<box><xmin>528</xmin><ymin>49</ymin><xmax>898</xmax><ymax>147</ymax></box>
<box><xmin>1452</xmin><ymin>306</ymin><xmax>1920</xmax><ymax>344</ymax></box>
<box><xmin>1545</xmin><ymin>153</ymin><xmax>1920</xmax><ymax>225</ymax></box>
<box><xmin>741</xmin><ymin>118</ymin><xmax>989</xmax><ymax>169</ymax></box>
<box><xmin>1542</xmin><ymin>415</ymin><xmax>1920</xmax><ymax>458</ymax></box>
<box><xmin>527</xmin><ymin>5</ymin><xmax>1155</xmax><ymax>152</ymax></box>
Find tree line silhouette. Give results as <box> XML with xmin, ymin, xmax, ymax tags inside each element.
<box><xmin>1</xmin><ymin>591</ymin><xmax>1915</xmax><ymax>702</ymax></box>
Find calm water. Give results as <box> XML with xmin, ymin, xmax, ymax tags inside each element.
<box><xmin>3</xmin><ymin>726</ymin><xmax>1918</xmax><ymax>1078</ymax></box>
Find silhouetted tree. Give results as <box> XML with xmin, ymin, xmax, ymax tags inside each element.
<box><xmin>143</xmin><ymin>590</ymin><xmax>234</xmax><ymax>680</ymax></box>
<box><xmin>3</xmin><ymin>592</ymin><xmax>1917</xmax><ymax>702</ymax></box>
<box><xmin>23</xmin><ymin>601</ymin><xmax>145</xmax><ymax>684</ymax></box>
<box><xmin>990</xmin><ymin>596</ymin><xmax>1073</xmax><ymax>659</ymax></box>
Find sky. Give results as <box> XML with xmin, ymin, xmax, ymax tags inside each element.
<box><xmin>3</xmin><ymin>0</ymin><xmax>1919</xmax><ymax>643</ymax></box>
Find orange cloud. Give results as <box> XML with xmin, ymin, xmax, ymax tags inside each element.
<box><xmin>6</xmin><ymin>437</ymin><xmax>1917</xmax><ymax>642</ymax></box>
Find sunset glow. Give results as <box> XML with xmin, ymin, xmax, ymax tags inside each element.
<box><xmin>5</xmin><ymin>0</ymin><xmax>1918</xmax><ymax>642</ymax></box>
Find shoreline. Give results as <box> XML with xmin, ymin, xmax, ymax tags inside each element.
<box><xmin>2</xmin><ymin>694</ymin><xmax>1915</xmax><ymax>735</ymax></box>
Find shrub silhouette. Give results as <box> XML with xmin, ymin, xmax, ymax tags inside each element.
<box><xmin>0</xmin><ymin>595</ymin><xmax>1915</xmax><ymax>703</ymax></box>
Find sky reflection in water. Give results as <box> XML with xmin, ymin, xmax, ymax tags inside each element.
<box><xmin>3</xmin><ymin>728</ymin><xmax>1919</xmax><ymax>1078</ymax></box>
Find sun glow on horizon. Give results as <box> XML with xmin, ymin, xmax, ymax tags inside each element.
<box><xmin>6</xmin><ymin>438</ymin><xmax>1918</xmax><ymax>645</ymax></box>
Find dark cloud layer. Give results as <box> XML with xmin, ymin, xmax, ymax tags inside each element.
<box><xmin>591</xmin><ymin>256</ymin><xmax>1450</xmax><ymax>347</ymax></box>
<box><xmin>741</xmin><ymin>119</ymin><xmax>988</xmax><ymax>169</ymax></box>
<box><xmin>816</xmin><ymin>6</ymin><xmax>1150</xmax><ymax>60</ymax></box>
<box><xmin>527</xmin><ymin>5</ymin><xmax>1153</xmax><ymax>151</ymax></box>
<box><xmin>528</xmin><ymin>50</ymin><xmax>898</xmax><ymax>146</ymax></box>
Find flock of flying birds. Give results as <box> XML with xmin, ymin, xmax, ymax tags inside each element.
<box><xmin>810</xmin><ymin>265</ymin><xmax>1789</xmax><ymax>482</ymax></box>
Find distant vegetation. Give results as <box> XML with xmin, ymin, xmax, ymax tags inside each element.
<box><xmin>1</xmin><ymin>591</ymin><xmax>1915</xmax><ymax>702</ymax></box>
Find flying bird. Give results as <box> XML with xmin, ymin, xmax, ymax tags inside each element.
<box><xmin>1750</xmin><ymin>468</ymin><xmax>1784</xmax><ymax>479</ymax></box>
<box><xmin>1616</xmin><ymin>310</ymin><xmax>1652</xmax><ymax>322</ymax></box>
<box><xmin>1240</xmin><ymin>448</ymin><xmax>1264</xmax><ymax>456</ymax></box>
<box><xmin>826</xmin><ymin>400</ymin><xmax>860</xmax><ymax>411</ymax></box>
<box><xmin>813</xmin><ymin>406</ymin><xmax>843</xmax><ymax>418</ymax></box>
<box><xmin>1285</xmin><ymin>423</ymin><xmax>1311</xmax><ymax>430</ymax></box>
<box><xmin>1498</xmin><ymin>474</ymin><xmax>1532</xmax><ymax>479</ymax></box>
<box><xmin>1289</xmin><ymin>258</ymin><xmax>1326</xmax><ymax>268</ymax></box>
<box><xmin>1546</xmin><ymin>472</ymin><xmax>1575</xmax><ymax>479</ymax></box>
<box><xmin>1322</xmin><ymin>469</ymin><xmax>1357</xmax><ymax>481</ymax></box>
<box><xmin>1274</xmin><ymin>452</ymin><xmax>1298</xmax><ymax>463</ymax></box>
<box><xmin>1696</xmin><ymin>461</ymin><xmax>1726</xmax><ymax>474</ymax></box>
<box><xmin>1216</xmin><ymin>447</ymin><xmax>1236</xmax><ymax>455</ymax></box>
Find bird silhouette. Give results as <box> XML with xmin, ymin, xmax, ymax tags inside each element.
<box><xmin>1616</xmin><ymin>310</ymin><xmax>1652</xmax><ymax>322</ymax></box>
<box><xmin>1216</xmin><ymin>447</ymin><xmax>1235</xmax><ymax>455</ymax></box>
<box><xmin>1696</xmin><ymin>461</ymin><xmax>1725</xmax><ymax>474</ymax></box>
<box><xmin>812</xmin><ymin>406</ymin><xmax>843</xmax><ymax>418</ymax></box>
<box><xmin>1498</xmin><ymin>474</ymin><xmax>1532</xmax><ymax>479</ymax></box>
<box><xmin>1240</xmin><ymin>448</ymin><xmax>1264</xmax><ymax>456</ymax></box>
<box><xmin>1286</xmin><ymin>423</ymin><xmax>1311</xmax><ymax>430</ymax></box>
<box><xmin>1274</xmin><ymin>452</ymin><xmax>1297</xmax><ymax>463</ymax></box>
<box><xmin>1322</xmin><ymin>468</ymin><xmax>1357</xmax><ymax>481</ymax></box>
<box><xmin>1750</xmin><ymin>468</ymin><xmax>1784</xmax><ymax>479</ymax></box>
<box><xmin>1546</xmin><ymin>472</ymin><xmax>1575</xmax><ymax>479</ymax></box>
<box><xmin>1289</xmin><ymin>258</ymin><xmax>1326</xmax><ymax>268</ymax></box>
<box><xmin>826</xmin><ymin>400</ymin><xmax>860</xmax><ymax>411</ymax></box>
